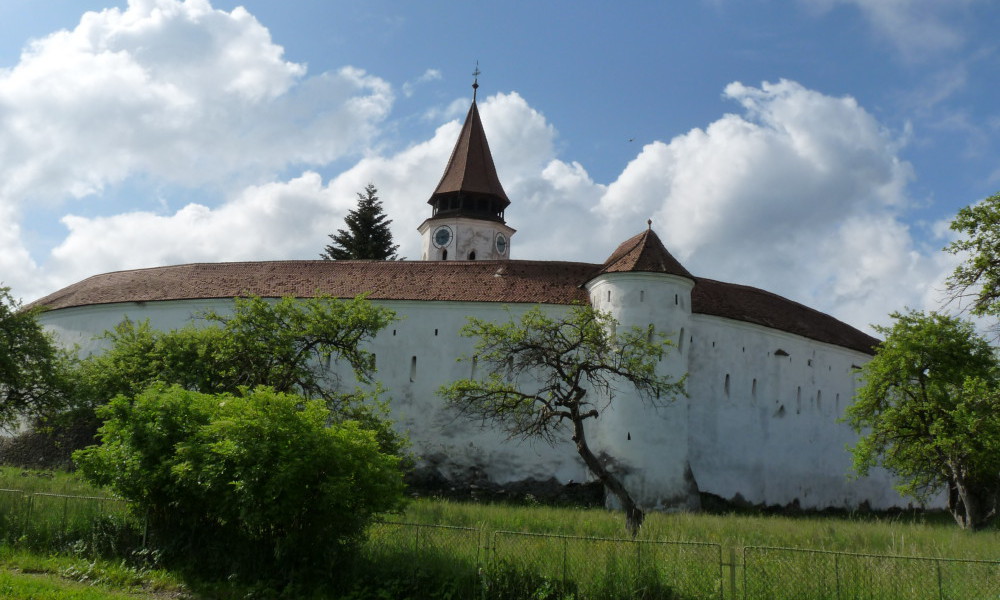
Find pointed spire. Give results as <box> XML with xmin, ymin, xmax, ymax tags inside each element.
<box><xmin>427</xmin><ymin>73</ymin><xmax>510</xmax><ymax>222</ymax></box>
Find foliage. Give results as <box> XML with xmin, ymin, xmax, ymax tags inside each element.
<box><xmin>845</xmin><ymin>309</ymin><xmax>1000</xmax><ymax>530</ymax></box>
<box><xmin>322</xmin><ymin>183</ymin><xmax>400</xmax><ymax>260</ymax></box>
<box><xmin>439</xmin><ymin>305</ymin><xmax>685</xmax><ymax>536</ymax></box>
<box><xmin>0</xmin><ymin>286</ymin><xmax>70</xmax><ymax>431</ymax></box>
<box><xmin>74</xmin><ymin>385</ymin><xmax>407</xmax><ymax>583</ymax></box>
<box><xmin>69</xmin><ymin>294</ymin><xmax>403</xmax><ymax>455</ymax></box>
<box><xmin>945</xmin><ymin>191</ymin><xmax>1000</xmax><ymax>319</ymax></box>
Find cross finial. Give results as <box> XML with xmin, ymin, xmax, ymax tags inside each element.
<box><xmin>647</xmin><ymin>218</ymin><xmax>653</xmax><ymax>230</ymax></box>
<box><xmin>472</xmin><ymin>61</ymin><xmax>480</xmax><ymax>101</ymax></box>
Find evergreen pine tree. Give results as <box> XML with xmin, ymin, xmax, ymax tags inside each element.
<box><xmin>321</xmin><ymin>184</ymin><xmax>400</xmax><ymax>260</ymax></box>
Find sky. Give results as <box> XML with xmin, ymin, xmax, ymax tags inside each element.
<box><xmin>1</xmin><ymin>0</ymin><xmax>998</xmax><ymax>335</ymax></box>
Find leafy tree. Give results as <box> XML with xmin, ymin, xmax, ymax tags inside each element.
<box><xmin>0</xmin><ymin>286</ymin><xmax>69</xmax><ymax>430</ymax></box>
<box><xmin>75</xmin><ymin>385</ymin><xmax>406</xmax><ymax>582</ymax></box>
<box><xmin>845</xmin><ymin>310</ymin><xmax>1000</xmax><ymax>530</ymax></box>
<box><xmin>439</xmin><ymin>305</ymin><xmax>685</xmax><ymax>536</ymax></box>
<box><xmin>70</xmin><ymin>294</ymin><xmax>402</xmax><ymax>454</ymax></box>
<box><xmin>322</xmin><ymin>183</ymin><xmax>400</xmax><ymax>260</ymax></box>
<box><xmin>945</xmin><ymin>191</ymin><xmax>1000</xmax><ymax>320</ymax></box>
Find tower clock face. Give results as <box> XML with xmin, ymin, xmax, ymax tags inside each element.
<box><xmin>495</xmin><ymin>232</ymin><xmax>508</xmax><ymax>255</ymax></box>
<box><xmin>433</xmin><ymin>225</ymin><xmax>453</xmax><ymax>248</ymax></box>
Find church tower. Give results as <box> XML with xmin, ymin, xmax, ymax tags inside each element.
<box><xmin>418</xmin><ymin>76</ymin><xmax>515</xmax><ymax>261</ymax></box>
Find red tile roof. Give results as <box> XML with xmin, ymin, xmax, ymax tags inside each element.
<box><xmin>32</xmin><ymin>258</ymin><xmax>877</xmax><ymax>355</ymax></box>
<box><xmin>30</xmin><ymin>260</ymin><xmax>593</xmax><ymax>308</ymax></box>
<box><xmin>692</xmin><ymin>278</ymin><xmax>878</xmax><ymax>354</ymax></box>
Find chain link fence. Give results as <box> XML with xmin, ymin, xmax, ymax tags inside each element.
<box><xmin>743</xmin><ymin>546</ymin><xmax>1000</xmax><ymax>600</ymax></box>
<box><xmin>2</xmin><ymin>490</ymin><xmax>1000</xmax><ymax>599</ymax></box>
<box><xmin>489</xmin><ymin>530</ymin><xmax>723</xmax><ymax>599</ymax></box>
<box><xmin>0</xmin><ymin>489</ymin><xmax>137</xmax><ymax>555</ymax></box>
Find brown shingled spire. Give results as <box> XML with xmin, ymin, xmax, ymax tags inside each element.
<box><xmin>427</xmin><ymin>79</ymin><xmax>510</xmax><ymax>223</ymax></box>
<box><xmin>599</xmin><ymin>228</ymin><xmax>693</xmax><ymax>279</ymax></box>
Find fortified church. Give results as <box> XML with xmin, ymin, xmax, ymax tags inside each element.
<box><xmin>32</xmin><ymin>82</ymin><xmax>910</xmax><ymax>512</ymax></box>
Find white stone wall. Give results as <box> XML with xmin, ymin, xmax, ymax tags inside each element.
<box><xmin>586</xmin><ymin>273</ymin><xmax>697</xmax><ymax>509</ymax></box>
<box><xmin>40</xmin><ymin>298</ymin><xmax>590</xmax><ymax>490</ymax></box>
<box><xmin>37</xmin><ymin>289</ymin><xmax>926</xmax><ymax>511</ymax></box>
<box><xmin>685</xmin><ymin>314</ymin><xmax>912</xmax><ymax>510</ymax></box>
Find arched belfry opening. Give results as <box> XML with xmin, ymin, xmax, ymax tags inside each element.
<box><xmin>417</xmin><ymin>72</ymin><xmax>516</xmax><ymax>262</ymax></box>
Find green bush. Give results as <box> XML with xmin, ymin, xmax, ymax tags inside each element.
<box><xmin>73</xmin><ymin>384</ymin><xmax>407</xmax><ymax>584</ymax></box>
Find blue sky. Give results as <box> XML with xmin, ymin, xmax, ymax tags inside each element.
<box><xmin>1</xmin><ymin>0</ymin><xmax>998</xmax><ymax>333</ymax></box>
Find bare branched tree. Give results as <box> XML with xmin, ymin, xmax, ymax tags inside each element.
<box><xmin>439</xmin><ymin>304</ymin><xmax>685</xmax><ymax>536</ymax></box>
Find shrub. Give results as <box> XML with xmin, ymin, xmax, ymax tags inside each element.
<box><xmin>74</xmin><ymin>384</ymin><xmax>407</xmax><ymax>583</ymax></box>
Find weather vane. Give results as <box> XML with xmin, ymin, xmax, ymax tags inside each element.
<box><xmin>472</xmin><ymin>61</ymin><xmax>480</xmax><ymax>101</ymax></box>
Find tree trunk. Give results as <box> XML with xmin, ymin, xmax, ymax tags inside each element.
<box><xmin>571</xmin><ymin>415</ymin><xmax>644</xmax><ymax>537</ymax></box>
<box><xmin>947</xmin><ymin>475</ymin><xmax>999</xmax><ymax>531</ymax></box>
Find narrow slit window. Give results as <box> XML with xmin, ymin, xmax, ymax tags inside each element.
<box><xmin>752</xmin><ymin>378</ymin><xmax>758</xmax><ymax>399</ymax></box>
<box><xmin>724</xmin><ymin>374</ymin><xmax>731</xmax><ymax>396</ymax></box>
<box><xmin>434</xmin><ymin>328</ymin><xmax>438</xmax><ymax>336</ymax></box>
<box><xmin>796</xmin><ymin>387</ymin><xmax>802</xmax><ymax>414</ymax></box>
<box><xmin>678</xmin><ymin>328</ymin><xmax>685</xmax><ymax>353</ymax></box>
<box><xmin>607</xmin><ymin>290</ymin><xmax>611</xmax><ymax>303</ymax></box>
<box><xmin>640</xmin><ymin>290</ymin><xmax>645</xmax><ymax>303</ymax></box>
<box><xmin>409</xmin><ymin>356</ymin><xmax>417</xmax><ymax>382</ymax></box>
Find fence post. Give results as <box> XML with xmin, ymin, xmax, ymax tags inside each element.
<box><xmin>741</xmin><ymin>547</ymin><xmax>749</xmax><ymax>600</ymax></box>
<box><xmin>562</xmin><ymin>537</ymin><xmax>568</xmax><ymax>589</ymax></box>
<box><xmin>729</xmin><ymin>548</ymin><xmax>736</xmax><ymax>600</ymax></box>
<box><xmin>834</xmin><ymin>554</ymin><xmax>840</xmax><ymax>600</ymax></box>
<box><xmin>936</xmin><ymin>562</ymin><xmax>943</xmax><ymax>600</ymax></box>
<box><xmin>23</xmin><ymin>494</ymin><xmax>33</xmax><ymax>543</ymax></box>
<box><xmin>62</xmin><ymin>495</ymin><xmax>69</xmax><ymax>538</ymax></box>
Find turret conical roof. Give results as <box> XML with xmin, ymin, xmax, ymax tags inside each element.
<box><xmin>599</xmin><ymin>227</ymin><xmax>693</xmax><ymax>279</ymax></box>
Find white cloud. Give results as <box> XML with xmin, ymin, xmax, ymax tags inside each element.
<box><xmin>592</xmin><ymin>79</ymin><xmax>949</xmax><ymax>331</ymax></box>
<box><xmin>0</xmin><ymin>205</ymin><xmax>39</xmax><ymax>297</ymax></box>
<box><xmin>799</xmin><ymin>0</ymin><xmax>981</xmax><ymax>60</ymax></box>
<box><xmin>402</xmin><ymin>68</ymin><xmax>442</xmax><ymax>97</ymax></box>
<box><xmin>0</xmin><ymin>0</ymin><xmax>392</xmax><ymax>206</ymax></box>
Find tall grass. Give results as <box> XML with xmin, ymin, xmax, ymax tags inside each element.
<box><xmin>2</xmin><ymin>467</ymin><xmax>999</xmax><ymax>599</ymax></box>
<box><xmin>0</xmin><ymin>467</ymin><xmax>105</xmax><ymax>496</ymax></box>
<box><xmin>402</xmin><ymin>498</ymin><xmax>1000</xmax><ymax>559</ymax></box>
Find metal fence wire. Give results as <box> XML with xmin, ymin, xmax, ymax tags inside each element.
<box><xmin>743</xmin><ymin>546</ymin><xmax>1000</xmax><ymax>600</ymax></box>
<box><xmin>360</xmin><ymin>521</ymin><xmax>484</xmax><ymax>596</ymax></box>
<box><xmin>490</xmin><ymin>530</ymin><xmax>724</xmax><ymax>600</ymax></box>
<box><xmin>0</xmin><ymin>490</ymin><xmax>132</xmax><ymax>550</ymax></box>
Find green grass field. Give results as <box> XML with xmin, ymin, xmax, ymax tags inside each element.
<box><xmin>401</xmin><ymin>497</ymin><xmax>999</xmax><ymax>558</ymax></box>
<box><xmin>1</xmin><ymin>466</ymin><xmax>999</xmax><ymax>599</ymax></box>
